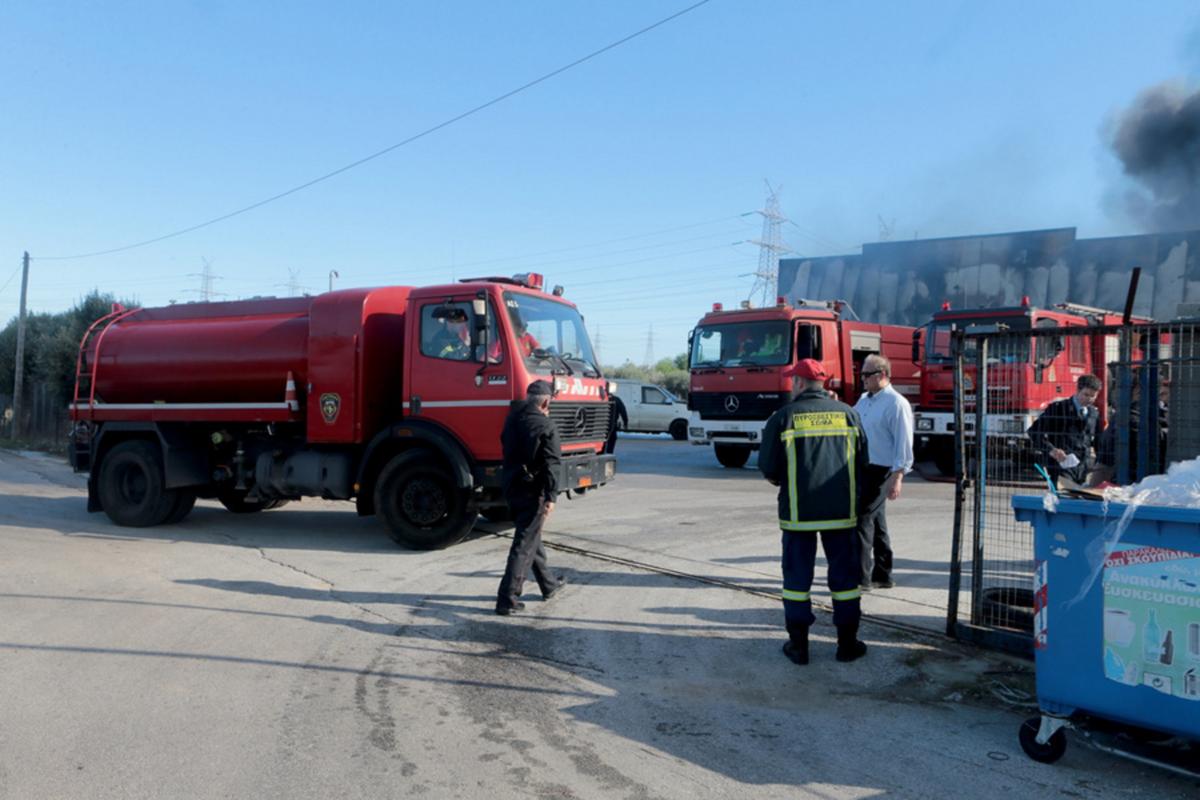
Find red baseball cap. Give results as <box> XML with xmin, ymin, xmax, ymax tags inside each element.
<box><xmin>783</xmin><ymin>358</ymin><xmax>828</xmax><ymax>381</ymax></box>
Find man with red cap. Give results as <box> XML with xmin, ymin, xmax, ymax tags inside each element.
<box><xmin>759</xmin><ymin>358</ymin><xmax>870</xmax><ymax>665</ymax></box>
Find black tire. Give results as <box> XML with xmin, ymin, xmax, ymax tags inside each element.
<box><xmin>1019</xmin><ymin>717</ymin><xmax>1067</xmax><ymax>764</ymax></box>
<box><xmin>97</xmin><ymin>440</ymin><xmax>179</xmax><ymax>527</ymax></box>
<box><xmin>375</xmin><ymin>454</ymin><xmax>475</xmax><ymax>549</ymax></box>
<box><xmin>980</xmin><ymin>586</ymin><xmax>1036</xmax><ymax>632</ymax></box>
<box><xmin>714</xmin><ymin>443</ymin><xmax>751</xmax><ymax>469</ymax></box>
<box><xmin>933</xmin><ymin>441</ymin><xmax>957</xmax><ymax>476</ymax></box>
<box><xmin>164</xmin><ymin>490</ymin><xmax>197</xmax><ymax>524</ymax></box>
<box><xmin>669</xmin><ymin>419</ymin><xmax>688</xmax><ymax>441</ymax></box>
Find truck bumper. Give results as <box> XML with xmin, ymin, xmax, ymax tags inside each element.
<box><xmin>687</xmin><ymin>412</ymin><xmax>766</xmax><ymax>449</ymax></box>
<box><xmin>559</xmin><ymin>452</ymin><xmax>617</xmax><ymax>492</ymax></box>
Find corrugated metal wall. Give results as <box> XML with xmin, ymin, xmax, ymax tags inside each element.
<box><xmin>779</xmin><ymin>228</ymin><xmax>1200</xmax><ymax>325</ymax></box>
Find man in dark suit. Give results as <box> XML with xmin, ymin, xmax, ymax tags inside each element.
<box><xmin>1027</xmin><ymin>374</ymin><xmax>1102</xmax><ymax>487</ymax></box>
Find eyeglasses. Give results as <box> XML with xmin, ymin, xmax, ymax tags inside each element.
<box><xmin>861</xmin><ymin>370</ymin><xmax>881</xmax><ymax>378</ymax></box>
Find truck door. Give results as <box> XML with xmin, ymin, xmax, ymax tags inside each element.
<box><xmin>848</xmin><ymin>329</ymin><xmax>882</xmax><ymax>399</ymax></box>
<box><xmin>407</xmin><ymin>297</ymin><xmax>511</xmax><ymax>462</ymax></box>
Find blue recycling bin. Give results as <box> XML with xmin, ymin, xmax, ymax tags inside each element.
<box><xmin>1011</xmin><ymin>495</ymin><xmax>1200</xmax><ymax>764</ymax></box>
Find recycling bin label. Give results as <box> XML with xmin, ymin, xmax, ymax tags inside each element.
<box><xmin>1101</xmin><ymin>543</ymin><xmax>1200</xmax><ymax>700</ymax></box>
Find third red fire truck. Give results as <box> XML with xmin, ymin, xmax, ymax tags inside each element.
<box><xmin>913</xmin><ymin>298</ymin><xmax>1139</xmax><ymax>475</ymax></box>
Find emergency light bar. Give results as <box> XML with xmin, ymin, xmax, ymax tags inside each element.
<box><xmin>513</xmin><ymin>273</ymin><xmax>545</xmax><ymax>291</ymax></box>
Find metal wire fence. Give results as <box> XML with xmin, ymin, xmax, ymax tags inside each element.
<box><xmin>947</xmin><ymin>318</ymin><xmax>1200</xmax><ymax>655</ymax></box>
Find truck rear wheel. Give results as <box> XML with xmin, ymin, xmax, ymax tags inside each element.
<box><xmin>714</xmin><ymin>443</ymin><xmax>751</xmax><ymax>469</ymax></box>
<box><xmin>97</xmin><ymin>440</ymin><xmax>179</xmax><ymax>527</ymax></box>
<box><xmin>669</xmin><ymin>419</ymin><xmax>688</xmax><ymax>441</ymax></box>
<box><xmin>375</xmin><ymin>454</ymin><xmax>475</xmax><ymax>549</ymax></box>
<box><xmin>165</xmin><ymin>491</ymin><xmax>197</xmax><ymax>524</ymax></box>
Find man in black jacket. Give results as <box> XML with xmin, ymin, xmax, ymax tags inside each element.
<box><xmin>759</xmin><ymin>359</ymin><xmax>870</xmax><ymax>665</ymax></box>
<box><xmin>496</xmin><ymin>380</ymin><xmax>567</xmax><ymax>615</ymax></box>
<box><xmin>1027</xmin><ymin>374</ymin><xmax>1101</xmax><ymax>487</ymax></box>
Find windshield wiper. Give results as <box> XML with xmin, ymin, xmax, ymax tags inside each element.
<box><xmin>531</xmin><ymin>348</ymin><xmax>574</xmax><ymax>376</ymax></box>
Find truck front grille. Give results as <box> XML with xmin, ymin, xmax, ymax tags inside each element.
<box><xmin>690</xmin><ymin>391</ymin><xmax>785</xmax><ymax>421</ymax></box>
<box><xmin>549</xmin><ymin>402</ymin><xmax>612</xmax><ymax>445</ymax></box>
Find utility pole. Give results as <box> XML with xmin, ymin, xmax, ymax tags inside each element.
<box><xmin>643</xmin><ymin>324</ymin><xmax>655</xmax><ymax>367</ymax></box>
<box><xmin>329</xmin><ymin>270</ymin><xmax>340</xmax><ymax>292</ymax></box>
<box><xmin>747</xmin><ymin>181</ymin><xmax>790</xmax><ymax>308</ymax></box>
<box><xmin>12</xmin><ymin>251</ymin><xmax>30</xmax><ymax>438</ymax></box>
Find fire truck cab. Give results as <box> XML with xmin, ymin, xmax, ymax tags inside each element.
<box><xmin>687</xmin><ymin>298</ymin><xmax>919</xmax><ymax>468</ymax></box>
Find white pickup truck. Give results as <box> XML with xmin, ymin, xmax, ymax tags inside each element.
<box><xmin>611</xmin><ymin>380</ymin><xmax>690</xmax><ymax>440</ymax></box>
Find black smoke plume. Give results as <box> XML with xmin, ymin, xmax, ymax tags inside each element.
<box><xmin>1111</xmin><ymin>83</ymin><xmax>1200</xmax><ymax>231</ymax></box>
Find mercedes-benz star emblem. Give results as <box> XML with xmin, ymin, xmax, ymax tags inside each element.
<box><xmin>572</xmin><ymin>407</ymin><xmax>588</xmax><ymax>434</ymax></box>
<box><xmin>724</xmin><ymin>395</ymin><xmax>740</xmax><ymax>413</ymax></box>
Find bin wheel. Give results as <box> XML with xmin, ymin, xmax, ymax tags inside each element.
<box><xmin>1019</xmin><ymin>717</ymin><xmax>1067</xmax><ymax>764</ymax></box>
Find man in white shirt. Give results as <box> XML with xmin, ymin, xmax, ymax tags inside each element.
<box><xmin>853</xmin><ymin>354</ymin><xmax>914</xmax><ymax>589</ymax></box>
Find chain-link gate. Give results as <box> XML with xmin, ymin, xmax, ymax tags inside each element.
<box><xmin>946</xmin><ymin>318</ymin><xmax>1200</xmax><ymax>655</ymax></box>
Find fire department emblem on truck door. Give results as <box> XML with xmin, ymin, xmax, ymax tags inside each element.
<box><xmin>320</xmin><ymin>393</ymin><xmax>341</xmax><ymax>424</ymax></box>
<box><xmin>724</xmin><ymin>395</ymin><xmax>740</xmax><ymax>413</ymax></box>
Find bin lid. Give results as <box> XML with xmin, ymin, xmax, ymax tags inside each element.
<box><xmin>1012</xmin><ymin>495</ymin><xmax>1200</xmax><ymax>524</ymax></box>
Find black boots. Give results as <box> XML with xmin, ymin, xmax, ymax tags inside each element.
<box><xmin>782</xmin><ymin>622</ymin><xmax>809</xmax><ymax>666</ymax></box>
<box><xmin>835</xmin><ymin>623</ymin><xmax>868</xmax><ymax>662</ymax></box>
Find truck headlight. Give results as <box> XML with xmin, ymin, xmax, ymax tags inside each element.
<box><xmin>916</xmin><ymin>417</ymin><xmax>934</xmax><ymax>431</ymax></box>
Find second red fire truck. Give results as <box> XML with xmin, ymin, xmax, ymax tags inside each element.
<box><xmin>687</xmin><ymin>298</ymin><xmax>920</xmax><ymax>468</ymax></box>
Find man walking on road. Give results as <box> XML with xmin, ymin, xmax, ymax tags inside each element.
<box><xmin>759</xmin><ymin>359</ymin><xmax>869</xmax><ymax>665</ymax></box>
<box><xmin>496</xmin><ymin>380</ymin><xmax>567</xmax><ymax>615</ymax></box>
<box><xmin>854</xmin><ymin>354</ymin><xmax>914</xmax><ymax>590</ymax></box>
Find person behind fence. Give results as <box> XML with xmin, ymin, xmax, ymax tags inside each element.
<box><xmin>1027</xmin><ymin>373</ymin><xmax>1101</xmax><ymax>487</ymax></box>
<box><xmin>1090</xmin><ymin>378</ymin><xmax>1168</xmax><ymax>485</ymax></box>
<box><xmin>496</xmin><ymin>380</ymin><xmax>568</xmax><ymax>616</ymax></box>
<box><xmin>759</xmin><ymin>358</ymin><xmax>869</xmax><ymax>666</ymax></box>
<box><xmin>853</xmin><ymin>353</ymin><xmax>914</xmax><ymax>590</ymax></box>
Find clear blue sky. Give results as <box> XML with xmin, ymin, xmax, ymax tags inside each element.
<box><xmin>2</xmin><ymin>1</ymin><xmax>1198</xmax><ymax>365</ymax></box>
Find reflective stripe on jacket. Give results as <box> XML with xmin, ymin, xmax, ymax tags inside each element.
<box><xmin>759</xmin><ymin>388</ymin><xmax>869</xmax><ymax>531</ymax></box>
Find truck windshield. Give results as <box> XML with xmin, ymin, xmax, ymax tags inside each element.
<box><xmin>926</xmin><ymin>317</ymin><xmax>1031</xmax><ymax>364</ymax></box>
<box><xmin>504</xmin><ymin>292</ymin><xmax>600</xmax><ymax>377</ymax></box>
<box><xmin>690</xmin><ymin>320</ymin><xmax>791</xmax><ymax>367</ymax></box>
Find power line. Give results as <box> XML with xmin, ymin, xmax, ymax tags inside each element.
<box><xmin>34</xmin><ymin>0</ymin><xmax>714</xmax><ymax>262</ymax></box>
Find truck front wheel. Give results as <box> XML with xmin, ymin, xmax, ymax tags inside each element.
<box><xmin>375</xmin><ymin>455</ymin><xmax>474</xmax><ymax>549</ymax></box>
<box><xmin>97</xmin><ymin>440</ymin><xmax>179</xmax><ymax>527</ymax></box>
<box><xmin>714</xmin><ymin>443</ymin><xmax>751</xmax><ymax>469</ymax></box>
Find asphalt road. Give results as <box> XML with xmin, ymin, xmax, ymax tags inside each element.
<box><xmin>0</xmin><ymin>441</ymin><xmax>1194</xmax><ymax>799</ymax></box>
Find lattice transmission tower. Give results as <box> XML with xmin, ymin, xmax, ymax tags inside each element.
<box><xmin>746</xmin><ymin>181</ymin><xmax>790</xmax><ymax>307</ymax></box>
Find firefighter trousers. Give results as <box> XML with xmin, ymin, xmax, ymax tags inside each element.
<box><xmin>780</xmin><ymin>529</ymin><xmax>862</xmax><ymax>628</ymax></box>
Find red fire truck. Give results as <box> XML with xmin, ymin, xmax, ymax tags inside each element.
<box><xmin>68</xmin><ymin>273</ymin><xmax>615</xmax><ymax>548</ymax></box>
<box><xmin>687</xmin><ymin>298</ymin><xmax>920</xmax><ymax>468</ymax></box>
<box><xmin>913</xmin><ymin>299</ymin><xmax>1137</xmax><ymax>475</ymax></box>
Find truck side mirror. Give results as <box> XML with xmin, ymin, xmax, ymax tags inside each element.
<box><xmin>471</xmin><ymin>293</ymin><xmax>488</xmax><ymax>347</ymax></box>
<box><xmin>911</xmin><ymin>329</ymin><xmax>922</xmax><ymax>363</ymax></box>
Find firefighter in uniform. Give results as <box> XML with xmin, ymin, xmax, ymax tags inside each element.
<box><xmin>759</xmin><ymin>359</ymin><xmax>870</xmax><ymax>665</ymax></box>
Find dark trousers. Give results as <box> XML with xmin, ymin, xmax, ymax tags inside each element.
<box><xmin>496</xmin><ymin>499</ymin><xmax>556</xmax><ymax>609</ymax></box>
<box><xmin>857</xmin><ymin>464</ymin><xmax>893</xmax><ymax>584</ymax></box>
<box><xmin>780</xmin><ymin>529</ymin><xmax>861</xmax><ymax>628</ymax></box>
